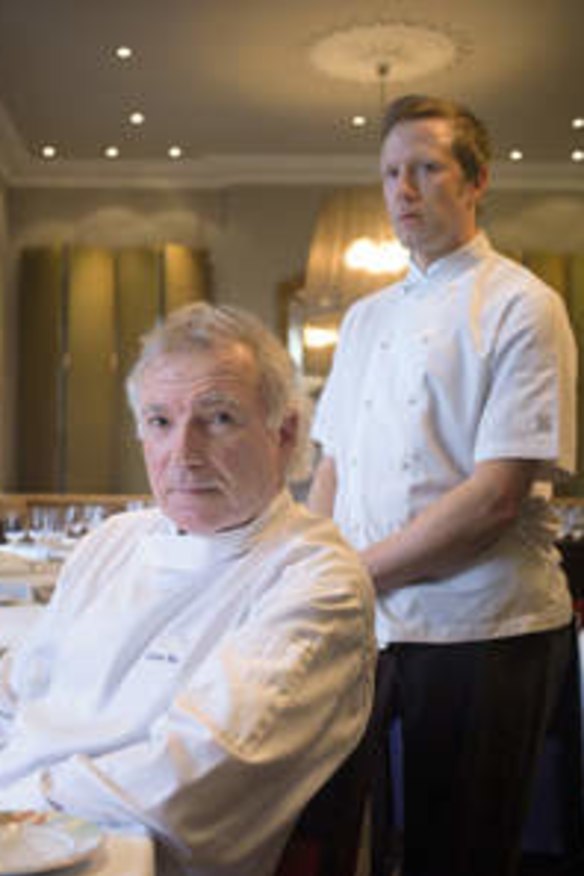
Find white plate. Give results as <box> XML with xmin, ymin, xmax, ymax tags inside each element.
<box><xmin>0</xmin><ymin>812</ymin><xmax>103</xmax><ymax>874</ymax></box>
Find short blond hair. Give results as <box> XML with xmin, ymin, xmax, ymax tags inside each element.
<box><xmin>382</xmin><ymin>94</ymin><xmax>491</xmax><ymax>185</ymax></box>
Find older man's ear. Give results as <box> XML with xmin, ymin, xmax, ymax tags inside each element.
<box><xmin>275</xmin><ymin>412</ymin><xmax>301</xmax><ymax>482</ymax></box>
<box><xmin>278</xmin><ymin>410</ymin><xmax>299</xmax><ymax>449</ymax></box>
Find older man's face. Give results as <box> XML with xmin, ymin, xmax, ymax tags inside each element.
<box><xmin>138</xmin><ymin>343</ymin><xmax>296</xmax><ymax>534</ymax></box>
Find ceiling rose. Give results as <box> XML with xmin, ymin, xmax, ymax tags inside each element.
<box><xmin>309</xmin><ymin>22</ymin><xmax>460</xmax><ymax>84</ymax></box>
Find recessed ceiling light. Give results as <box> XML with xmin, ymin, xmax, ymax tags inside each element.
<box><xmin>129</xmin><ymin>111</ymin><xmax>145</xmax><ymax>126</ymax></box>
<box><xmin>115</xmin><ymin>46</ymin><xmax>133</xmax><ymax>60</ymax></box>
<box><xmin>351</xmin><ymin>115</ymin><xmax>367</xmax><ymax>128</ymax></box>
<box><xmin>168</xmin><ymin>146</ymin><xmax>183</xmax><ymax>159</ymax></box>
<box><xmin>41</xmin><ymin>144</ymin><xmax>57</xmax><ymax>159</ymax></box>
<box><xmin>104</xmin><ymin>146</ymin><xmax>120</xmax><ymax>159</ymax></box>
<box><xmin>572</xmin><ymin>149</ymin><xmax>584</xmax><ymax>163</ymax></box>
<box><xmin>571</xmin><ymin>118</ymin><xmax>584</xmax><ymax>129</ymax></box>
<box><xmin>509</xmin><ymin>149</ymin><xmax>524</xmax><ymax>161</ymax></box>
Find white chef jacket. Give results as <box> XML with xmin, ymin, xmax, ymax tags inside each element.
<box><xmin>312</xmin><ymin>233</ymin><xmax>577</xmax><ymax>646</ymax></box>
<box><xmin>0</xmin><ymin>491</ymin><xmax>375</xmax><ymax>876</ymax></box>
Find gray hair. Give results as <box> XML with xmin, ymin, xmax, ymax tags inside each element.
<box><xmin>126</xmin><ymin>302</ymin><xmax>309</xmax><ymax>478</ymax></box>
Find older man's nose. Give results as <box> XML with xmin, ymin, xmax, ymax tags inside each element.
<box><xmin>172</xmin><ymin>424</ymin><xmax>206</xmax><ymax>464</ymax></box>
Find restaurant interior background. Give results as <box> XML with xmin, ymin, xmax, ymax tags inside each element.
<box><xmin>0</xmin><ymin>0</ymin><xmax>583</xmax><ymax>498</ymax></box>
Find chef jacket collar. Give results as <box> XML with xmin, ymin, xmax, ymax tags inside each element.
<box><xmin>403</xmin><ymin>231</ymin><xmax>491</xmax><ymax>293</ymax></box>
<box><xmin>141</xmin><ymin>489</ymin><xmax>292</xmax><ymax>571</ymax></box>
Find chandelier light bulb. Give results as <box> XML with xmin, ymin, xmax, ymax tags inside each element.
<box><xmin>344</xmin><ymin>237</ymin><xmax>409</xmax><ymax>274</ymax></box>
<box><xmin>303</xmin><ymin>326</ymin><xmax>339</xmax><ymax>350</ymax></box>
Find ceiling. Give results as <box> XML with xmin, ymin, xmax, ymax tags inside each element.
<box><xmin>0</xmin><ymin>0</ymin><xmax>582</xmax><ymax>189</ymax></box>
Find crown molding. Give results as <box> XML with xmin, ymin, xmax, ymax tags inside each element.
<box><xmin>0</xmin><ymin>103</ymin><xmax>582</xmax><ymax>192</ymax></box>
<box><xmin>0</xmin><ymin>153</ymin><xmax>581</xmax><ymax>192</ymax></box>
<box><xmin>0</xmin><ymin>100</ymin><xmax>27</xmax><ymax>185</ymax></box>
<box><xmin>490</xmin><ymin>162</ymin><xmax>584</xmax><ymax>192</ymax></box>
<box><xmin>1</xmin><ymin>152</ymin><xmax>383</xmax><ymax>189</ymax></box>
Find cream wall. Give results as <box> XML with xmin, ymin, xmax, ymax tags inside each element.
<box><xmin>3</xmin><ymin>184</ymin><xmax>331</xmax><ymax>487</ymax></box>
<box><xmin>484</xmin><ymin>190</ymin><xmax>584</xmax><ymax>253</ymax></box>
<box><xmin>7</xmin><ymin>184</ymin><xmax>329</xmax><ymax>328</ymax></box>
<box><xmin>9</xmin><ymin>184</ymin><xmax>584</xmax><ymax>312</ymax></box>
<box><xmin>4</xmin><ymin>182</ymin><xmax>584</xmax><ymax>490</ymax></box>
<box><xmin>9</xmin><ymin>186</ymin><xmax>584</xmax><ymax>322</ymax></box>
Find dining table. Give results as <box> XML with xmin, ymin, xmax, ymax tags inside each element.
<box><xmin>0</xmin><ymin>538</ymin><xmax>62</xmax><ymax>653</ymax></box>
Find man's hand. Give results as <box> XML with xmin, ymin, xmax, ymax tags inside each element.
<box><xmin>362</xmin><ymin>458</ymin><xmax>539</xmax><ymax>593</ymax></box>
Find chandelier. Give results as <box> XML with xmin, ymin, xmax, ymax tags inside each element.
<box><xmin>303</xmin><ymin>186</ymin><xmax>409</xmax><ymax>306</ymax></box>
<box><xmin>292</xmin><ymin>21</ymin><xmax>464</xmax><ymax>376</ymax></box>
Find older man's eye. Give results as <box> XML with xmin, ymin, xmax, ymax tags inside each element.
<box><xmin>207</xmin><ymin>409</ymin><xmax>240</xmax><ymax>431</ymax></box>
<box><xmin>212</xmin><ymin>411</ymin><xmax>234</xmax><ymax>426</ymax></box>
<box><xmin>145</xmin><ymin>415</ymin><xmax>171</xmax><ymax>430</ymax></box>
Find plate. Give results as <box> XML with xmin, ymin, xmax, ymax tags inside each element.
<box><xmin>0</xmin><ymin>812</ymin><xmax>103</xmax><ymax>874</ymax></box>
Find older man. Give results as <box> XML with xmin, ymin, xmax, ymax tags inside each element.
<box><xmin>0</xmin><ymin>303</ymin><xmax>375</xmax><ymax>876</ymax></box>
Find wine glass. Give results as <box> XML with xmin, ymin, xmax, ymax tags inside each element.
<box><xmin>2</xmin><ymin>510</ymin><xmax>26</xmax><ymax>547</ymax></box>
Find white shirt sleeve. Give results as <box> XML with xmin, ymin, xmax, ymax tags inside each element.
<box><xmin>474</xmin><ymin>286</ymin><xmax>577</xmax><ymax>473</ymax></box>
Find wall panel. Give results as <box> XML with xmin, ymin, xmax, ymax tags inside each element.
<box><xmin>16</xmin><ymin>245</ymin><xmax>211</xmax><ymax>494</ymax></box>
<box><xmin>115</xmin><ymin>248</ymin><xmax>161</xmax><ymax>493</ymax></box>
<box><xmin>66</xmin><ymin>248</ymin><xmax>116</xmax><ymax>492</ymax></box>
<box><xmin>164</xmin><ymin>245</ymin><xmax>210</xmax><ymax>313</ymax></box>
<box><xmin>17</xmin><ymin>247</ymin><xmax>64</xmax><ymax>490</ymax></box>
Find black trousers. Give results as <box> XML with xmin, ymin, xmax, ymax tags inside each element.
<box><xmin>371</xmin><ymin>623</ymin><xmax>575</xmax><ymax>876</ymax></box>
